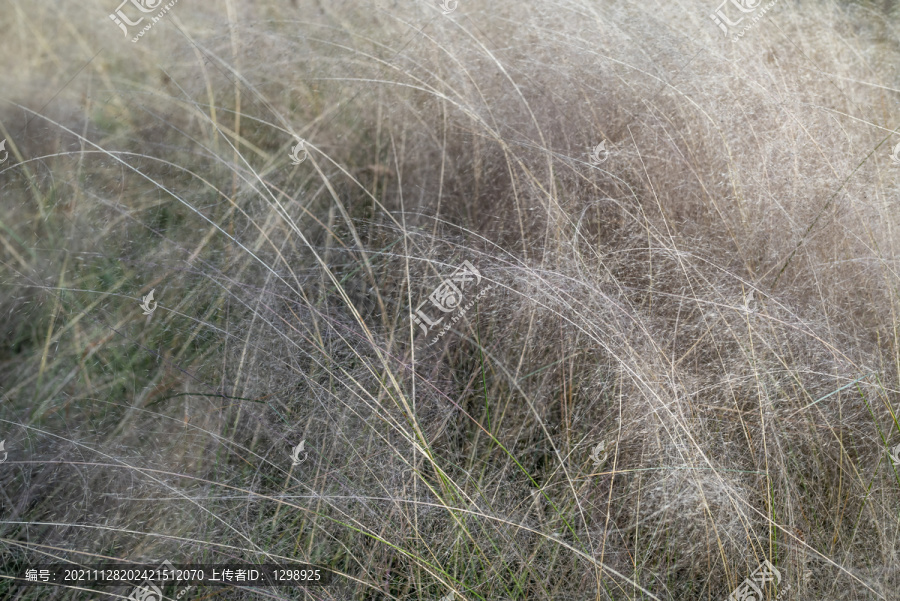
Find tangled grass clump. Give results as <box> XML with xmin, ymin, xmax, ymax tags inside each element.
<box><xmin>1</xmin><ymin>0</ymin><xmax>900</xmax><ymax>599</ymax></box>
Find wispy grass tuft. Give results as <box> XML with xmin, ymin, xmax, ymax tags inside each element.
<box><xmin>1</xmin><ymin>0</ymin><xmax>900</xmax><ymax>599</ymax></box>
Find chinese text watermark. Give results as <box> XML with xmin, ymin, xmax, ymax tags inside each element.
<box><xmin>725</xmin><ymin>560</ymin><xmax>785</xmax><ymax>601</ymax></box>
<box><xmin>109</xmin><ymin>0</ymin><xmax>180</xmax><ymax>43</ymax></box>
<box><xmin>411</xmin><ymin>260</ymin><xmax>492</xmax><ymax>345</ymax></box>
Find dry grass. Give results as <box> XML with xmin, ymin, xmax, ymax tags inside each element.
<box><xmin>1</xmin><ymin>0</ymin><xmax>900</xmax><ymax>599</ymax></box>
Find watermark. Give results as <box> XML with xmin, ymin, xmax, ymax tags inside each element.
<box><xmin>176</xmin><ymin>584</ymin><xmax>194</xmax><ymax>599</ymax></box>
<box><xmin>291</xmin><ymin>440</ymin><xmax>308</xmax><ymax>465</ymax></box>
<box><xmin>411</xmin><ymin>260</ymin><xmax>492</xmax><ymax>345</ymax></box>
<box><xmin>129</xmin><ymin>580</ymin><xmax>193</xmax><ymax>599</ymax></box>
<box><xmin>741</xmin><ymin>289</ymin><xmax>757</xmax><ymax>314</ymax></box>
<box><xmin>590</xmin><ymin>141</ymin><xmax>609</xmax><ymax>165</ymax></box>
<box><xmin>109</xmin><ymin>0</ymin><xmax>180</xmax><ymax>44</ymax></box>
<box><xmin>0</xmin><ymin>139</ymin><xmax>8</xmax><ymax>164</ymax></box>
<box><xmin>22</xmin><ymin>563</ymin><xmax>328</xmax><ymax>586</ymax></box>
<box><xmin>128</xmin><ymin>560</ymin><xmax>193</xmax><ymax>601</ymax></box>
<box><xmin>771</xmin><ymin>581</ymin><xmax>791</xmax><ymax>601</ymax></box>
<box><xmin>438</xmin><ymin>0</ymin><xmax>458</xmax><ymax>14</ymax></box>
<box><xmin>139</xmin><ymin>289</ymin><xmax>157</xmax><ymax>315</ymax></box>
<box><xmin>890</xmin><ymin>142</ymin><xmax>900</xmax><ymax>166</ymax></box>
<box><xmin>590</xmin><ymin>440</ymin><xmax>609</xmax><ymax>468</ymax></box>
<box><xmin>725</xmin><ymin>560</ymin><xmax>784</xmax><ymax>601</ymax></box>
<box><xmin>0</xmin><ymin>440</ymin><xmax>6</xmax><ymax>463</ymax></box>
<box><xmin>709</xmin><ymin>0</ymin><xmax>780</xmax><ymax>41</ymax></box>
<box><xmin>289</xmin><ymin>138</ymin><xmax>308</xmax><ymax>165</ymax></box>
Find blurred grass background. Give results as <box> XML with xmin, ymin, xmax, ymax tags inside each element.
<box><xmin>1</xmin><ymin>0</ymin><xmax>900</xmax><ymax>599</ymax></box>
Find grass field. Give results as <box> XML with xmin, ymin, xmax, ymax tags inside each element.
<box><xmin>1</xmin><ymin>0</ymin><xmax>900</xmax><ymax>599</ymax></box>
